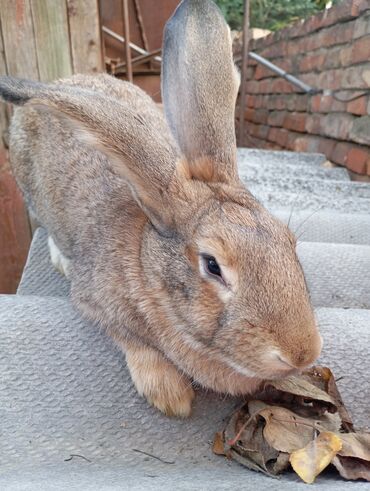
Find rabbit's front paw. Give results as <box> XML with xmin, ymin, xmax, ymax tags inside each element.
<box><xmin>125</xmin><ymin>343</ymin><xmax>195</xmax><ymax>418</ymax></box>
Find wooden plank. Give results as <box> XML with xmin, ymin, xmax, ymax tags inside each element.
<box><xmin>0</xmin><ymin>0</ymin><xmax>39</xmax><ymax>78</ymax></box>
<box><xmin>67</xmin><ymin>0</ymin><xmax>103</xmax><ymax>74</ymax></box>
<box><xmin>0</xmin><ymin>149</ymin><xmax>31</xmax><ymax>294</ymax></box>
<box><xmin>0</xmin><ymin>16</ymin><xmax>9</xmax><ymax>146</ymax></box>
<box><xmin>122</xmin><ymin>0</ymin><xmax>133</xmax><ymax>82</ymax></box>
<box><xmin>0</xmin><ymin>4</ymin><xmax>32</xmax><ymax>293</ymax></box>
<box><xmin>31</xmin><ymin>0</ymin><xmax>72</xmax><ymax>81</ymax></box>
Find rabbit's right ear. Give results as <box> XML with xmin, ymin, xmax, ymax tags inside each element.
<box><xmin>162</xmin><ymin>0</ymin><xmax>240</xmax><ymax>184</ymax></box>
<box><xmin>0</xmin><ymin>76</ymin><xmax>180</xmax><ymax>237</ymax></box>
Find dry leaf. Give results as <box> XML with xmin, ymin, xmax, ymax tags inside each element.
<box><xmin>289</xmin><ymin>432</ymin><xmax>342</xmax><ymax>484</ymax></box>
<box><xmin>267</xmin><ymin>374</ymin><xmax>335</xmax><ymax>407</ymax></box>
<box><xmin>223</xmin><ymin>405</ymin><xmax>284</xmax><ymax>476</ymax></box>
<box><xmin>214</xmin><ymin>365</ymin><xmax>368</xmax><ymax>483</ymax></box>
<box><xmin>310</xmin><ymin>366</ymin><xmax>354</xmax><ymax>431</ymax></box>
<box><xmin>331</xmin><ymin>433</ymin><xmax>370</xmax><ymax>482</ymax></box>
<box><xmin>259</xmin><ymin>406</ymin><xmax>315</xmax><ymax>453</ymax></box>
<box><xmin>212</xmin><ymin>432</ymin><xmax>226</xmax><ymax>456</ymax></box>
<box><xmin>332</xmin><ymin>455</ymin><xmax>370</xmax><ymax>481</ymax></box>
<box><xmin>339</xmin><ymin>432</ymin><xmax>370</xmax><ymax>460</ymax></box>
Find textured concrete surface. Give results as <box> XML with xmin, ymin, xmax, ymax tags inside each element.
<box><xmin>274</xmin><ymin>209</ymin><xmax>370</xmax><ymax>245</ymax></box>
<box><xmin>237</xmin><ymin>148</ymin><xmax>370</xmax><ymax>213</ymax></box>
<box><xmin>237</xmin><ymin>148</ymin><xmax>327</xmax><ymax>167</ymax></box>
<box><xmin>241</xmin><ymin>161</ymin><xmax>350</xmax><ymax>182</ymax></box>
<box><xmin>0</xmin><ymin>294</ymin><xmax>369</xmax><ymax>490</ymax></box>
<box><xmin>3</xmin><ymin>147</ymin><xmax>370</xmax><ymax>490</ymax></box>
<box><xmin>237</xmin><ymin>148</ymin><xmax>349</xmax><ymax>182</ymax></box>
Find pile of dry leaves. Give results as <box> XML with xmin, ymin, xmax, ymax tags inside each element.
<box><xmin>213</xmin><ymin>366</ymin><xmax>370</xmax><ymax>483</ymax></box>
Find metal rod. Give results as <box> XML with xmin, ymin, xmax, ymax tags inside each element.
<box><xmin>238</xmin><ymin>0</ymin><xmax>250</xmax><ymax>144</ymax></box>
<box><xmin>248</xmin><ymin>52</ymin><xmax>317</xmax><ymax>94</ymax></box>
<box><xmin>133</xmin><ymin>0</ymin><xmax>149</xmax><ymax>52</ymax></box>
<box><xmin>234</xmin><ymin>52</ymin><xmax>318</xmax><ymax>94</ymax></box>
<box><xmin>122</xmin><ymin>0</ymin><xmax>133</xmax><ymax>83</ymax></box>
<box><xmin>115</xmin><ymin>48</ymin><xmax>162</xmax><ymax>69</ymax></box>
<box><xmin>102</xmin><ymin>26</ymin><xmax>162</xmax><ymax>63</ymax></box>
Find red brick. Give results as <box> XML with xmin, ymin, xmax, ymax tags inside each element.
<box><xmin>347</xmin><ymin>95</ymin><xmax>369</xmax><ymax>115</ymax></box>
<box><xmin>353</xmin><ymin>11</ymin><xmax>370</xmax><ymax>39</ymax></box>
<box><xmin>244</xmin><ymin>108</ymin><xmax>269</xmax><ymax>125</ymax></box>
<box><xmin>289</xmin><ymin>94</ymin><xmax>309</xmax><ymax>112</ymax></box>
<box><xmin>246</xmin><ymin>95</ymin><xmax>257</xmax><ymax>108</ymax></box>
<box><xmin>332</xmin><ymin>22</ymin><xmax>355</xmax><ymax>45</ymax></box>
<box><xmin>349</xmin><ymin>115</ymin><xmax>370</xmax><ymax>144</ymax></box>
<box><xmin>347</xmin><ymin>147</ymin><xmax>370</xmax><ymax>173</ymax></box>
<box><xmin>300</xmin><ymin>72</ymin><xmax>319</xmax><ymax>88</ymax></box>
<box><xmin>292</xmin><ymin>135</ymin><xmax>310</xmax><ymax>152</ymax></box>
<box><xmin>331</xmin><ymin>141</ymin><xmax>353</xmax><ymax>164</ymax></box>
<box><xmin>299</xmin><ymin>53</ymin><xmax>326</xmax><ymax>73</ymax></box>
<box><xmin>341</xmin><ymin>63</ymin><xmax>370</xmax><ymax>89</ymax></box>
<box><xmin>267</xmin><ymin>95</ymin><xmax>286</xmax><ymax>111</ymax></box>
<box><xmin>283</xmin><ymin>112</ymin><xmax>307</xmax><ymax>132</ymax></box>
<box><xmin>323</xmin><ymin>48</ymin><xmax>342</xmax><ymax>70</ymax></box>
<box><xmin>248</xmin><ymin>122</ymin><xmax>270</xmax><ymax>140</ymax></box>
<box><xmin>267</xmin><ymin>127</ymin><xmax>289</xmax><ymax>147</ymax></box>
<box><xmin>339</xmin><ymin>45</ymin><xmax>353</xmax><ymax>67</ymax></box>
<box><xmin>350</xmin><ymin>35</ymin><xmax>370</xmax><ymax>65</ymax></box>
<box><xmin>322</xmin><ymin>113</ymin><xmax>354</xmax><ymax>140</ymax></box>
<box><xmin>306</xmin><ymin>114</ymin><xmax>322</xmax><ymax>134</ymax></box>
<box><xmin>331</xmin><ymin>141</ymin><xmax>370</xmax><ymax>174</ymax></box>
<box><xmin>318</xmin><ymin>137</ymin><xmax>337</xmax><ymax>157</ymax></box>
<box><xmin>267</xmin><ymin>110</ymin><xmax>287</xmax><ymax>127</ymax></box>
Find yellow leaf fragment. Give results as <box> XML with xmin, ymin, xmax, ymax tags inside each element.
<box><xmin>289</xmin><ymin>432</ymin><xmax>342</xmax><ymax>484</ymax></box>
<box><xmin>212</xmin><ymin>432</ymin><xmax>226</xmax><ymax>456</ymax></box>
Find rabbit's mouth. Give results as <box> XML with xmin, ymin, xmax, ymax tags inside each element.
<box><xmin>219</xmin><ymin>351</ymin><xmax>301</xmax><ymax>381</ymax></box>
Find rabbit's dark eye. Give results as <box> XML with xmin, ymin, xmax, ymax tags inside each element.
<box><xmin>203</xmin><ymin>255</ymin><xmax>222</xmax><ymax>278</ymax></box>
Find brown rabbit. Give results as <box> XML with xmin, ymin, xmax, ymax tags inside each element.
<box><xmin>0</xmin><ymin>0</ymin><xmax>321</xmax><ymax>417</ymax></box>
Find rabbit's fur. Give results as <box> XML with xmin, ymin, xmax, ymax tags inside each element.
<box><xmin>0</xmin><ymin>0</ymin><xmax>321</xmax><ymax>417</ymax></box>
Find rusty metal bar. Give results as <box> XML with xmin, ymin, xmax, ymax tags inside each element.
<box><xmin>238</xmin><ymin>0</ymin><xmax>250</xmax><ymax>144</ymax></box>
<box><xmin>235</xmin><ymin>52</ymin><xmax>317</xmax><ymax>94</ymax></box>
<box><xmin>115</xmin><ymin>48</ymin><xmax>162</xmax><ymax>70</ymax></box>
<box><xmin>102</xmin><ymin>26</ymin><xmax>162</xmax><ymax>62</ymax></box>
<box><xmin>122</xmin><ymin>0</ymin><xmax>133</xmax><ymax>83</ymax></box>
<box><xmin>133</xmin><ymin>0</ymin><xmax>149</xmax><ymax>52</ymax></box>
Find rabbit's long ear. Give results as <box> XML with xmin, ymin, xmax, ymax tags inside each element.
<box><xmin>161</xmin><ymin>0</ymin><xmax>240</xmax><ymax>184</ymax></box>
<box><xmin>0</xmin><ymin>76</ymin><xmax>180</xmax><ymax>236</ymax></box>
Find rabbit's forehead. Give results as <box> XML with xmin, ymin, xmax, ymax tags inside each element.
<box><xmin>220</xmin><ymin>201</ymin><xmax>258</xmax><ymax>227</ymax></box>
<box><xmin>194</xmin><ymin>203</ymin><xmax>298</xmax><ymax>275</ymax></box>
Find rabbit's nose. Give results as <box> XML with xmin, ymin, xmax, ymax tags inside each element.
<box><xmin>276</xmin><ymin>335</ymin><xmax>323</xmax><ymax>370</ymax></box>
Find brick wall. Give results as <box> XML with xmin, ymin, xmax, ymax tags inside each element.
<box><xmin>239</xmin><ymin>0</ymin><xmax>370</xmax><ymax>176</ymax></box>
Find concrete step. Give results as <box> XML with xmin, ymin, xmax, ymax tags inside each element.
<box><xmin>248</xmin><ymin>178</ymin><xmax>370</xmax><ymax>200</ymax></box>
<box><xmin>274</xmin><ymin>208</ymin><xmax>370</xmax><ymax>245</ymax></box>
<box><xmin>298</xmin><ymin>241</ymin><xmax>370</xmax><ymax>309</ymax></box>
<box><xmin>255</xmin><ymin>188</ymin><xmax>370</xmax><ymax>214</ymax></box>
<box><xmin>239</xmin><ymin>161</ymin><xmax>349</xmax><ymax>182</ymax></box>
<box><xmin>237</xmin><ymin>148</ymin><xmax>327</xmax><ymax>167</ymax></box>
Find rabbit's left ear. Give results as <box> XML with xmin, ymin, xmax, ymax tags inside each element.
<box><xmin>0</xmin><ymin>76</ymin><xmax>180</xmax><ymax>237</ymax></box>
<box><xmin>161</xmin><ymin>0</ymin><xmax>240</xmax><ymax>184</ymax></box>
